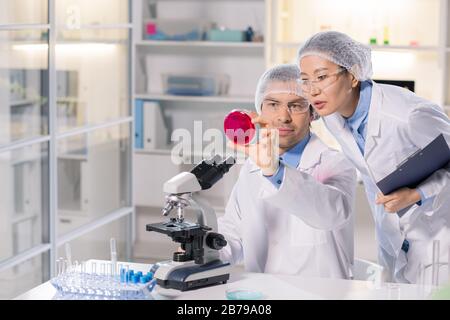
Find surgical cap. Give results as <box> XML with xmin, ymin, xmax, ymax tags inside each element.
<box><xmin>254</xmin><ymin>64</ymin><xmax>304</xmax><ymax>114</ymax></box>
<box><xmin>297</xmin><ymin>31</ymin><xmax>373</xmax><ymax>81</ymax></box>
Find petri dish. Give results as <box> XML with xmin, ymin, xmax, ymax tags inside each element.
<box><xmin>223</xmin><ymin>110</ymin><xmax>256</xmax><ymax>145</ymax></box>
<box><xmin>225</xmin><ymin>289</ymin><xmax>264</xmax><ymax>300</ymax></box>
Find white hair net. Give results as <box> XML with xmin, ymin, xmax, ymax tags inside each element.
<box><xmin>254</xmin><ymin>64</ymin><xmax>319</xmax><ymax>120</ymax></box>
<box><xmin>255</xmin><ymin>64</ymin><xmax>302</xmax><ymax>112</ymax></box>
<box><xmin>297</xmin><ymin>31</ymin><xmax>373</xmax><ymax>81</ymax></box>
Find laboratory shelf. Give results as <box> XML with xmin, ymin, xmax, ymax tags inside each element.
<box><xmin>57</xmin><ymin>97</ymin><xmax>81</xmax><ymax>103</ymax></box>
<box><xmin>135</xmin><ymin>40</ymin><xmax>265</xmax><ymax>56</ymax></box>
<box><xmin>11</xmin><ymin>39</ymin><xmax>128</xmax><ymax>47</ymax></box>
<box><xmin>275</xmin><ymin>41</ymin><xmax>440</xmax><ymax>52</ymax></box>
<box><xmin>56</xmin><ymin>23</ymin><xmax>132</xmax><ymax>30</ymax></box>
<box><xmin>134</xmin><ymin>93</ymin><xmax>254</xmax><ymax>104</ymax></box>
<box><xmin>56</xmin><ymin>39</ymin><xmax>128</xmax><ymax>45</ymax></box>
<box><xmin>134</xmin><ymin>148</ymin><xmax>172</xmax><ymax>156</ymax></box>
<box><xmin>134</xmin><ymin>148</ymin><xmax>229</xmax><ymax>166</ymax></box>
<box><xmin>135</xmin><ymin>147</ymin><xmax>238</xmax><ymax>161</ymax></box>
<box><xmin>10</xmin><ymin>99</ymin><xmax>40</xmax><ymax>107</ymax></box>
<box><xmin>369</xmin><ymin>45</ymin><xmax>439</xmax><ymax>52</ymax></box>
<box><xmin>59</xmin><ymin>209</ymin><xmax>88</xmax><ymax>217</ymax></box>
<box><xmin>136</xmin><ymin>40</ymin><xmax>264</xmax><ymax>48</ymax></box>
<box><xmin>11</xmin><ymin>213</ymin><xmax>39</xmax><ymax>225</ymax></box>
<box><xmin>58</xmin><ymin>153</ymin><xmax>88</xmax><ymax>161</ymax></box>
<box><xmin>11</xmin><ymin>155</ymin><xmax>45</xmax><ymax>166</ymax></box>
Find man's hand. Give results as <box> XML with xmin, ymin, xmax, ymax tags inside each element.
<box><xmin>228</xmin><ymin>112</ymin><xmax>280</xmax><ymax>176</ymax></box>
<box><xmin>376</xmin><ymin>187</ymin><xmax>421</xmax><ymax>213</ymax></box>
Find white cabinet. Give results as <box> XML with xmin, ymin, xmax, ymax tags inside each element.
<box><xmin>132</xmin><ymin>0</ymin><xmax>266</xmax><ymax>227</ymax></box>
<box><xmin>57</xmin><ymin>128</ymin><xmax>128</xmax><ymax>230</ymax></box>
<box><xmin>133</xmin><ymin>0</ymin><xmax>266</xmax><ymax>102</ymax></box>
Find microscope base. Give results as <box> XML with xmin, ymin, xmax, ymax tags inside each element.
<box><xmin>157</xmin><ymin>273</ymin><xmax>230</xmax><ymax>291</ymax></box>
<box><xmin>155</xmin><ymin>260</ymin><xmax>231</xmax><ymax>291</ymax></box>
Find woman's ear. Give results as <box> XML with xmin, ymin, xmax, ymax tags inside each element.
<box><xmin>348</xmin><ymin>65</ymin><xmax>361</xmax><ymax>88</ymax></box>
<box><xmin>350</xmin><ymin>73</ymin><xmax>359</xmax><ymax>88</ymax></box>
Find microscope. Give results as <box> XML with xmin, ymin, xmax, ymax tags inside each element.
<box><xmin>146</xmin><ymin>155</ymin><xmax>235</xmax><ymax>291</ymax></box>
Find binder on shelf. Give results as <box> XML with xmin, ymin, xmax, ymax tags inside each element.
<box><xmin>376</xmin><ymin>134</ymin><xmax>450</xmax><ymax>216</ymax></box>
<box><xmin>143</xmin><ymin>101</ymin><xmax>168</xmax><ymax>150</ymax></box>
<box><xmin>134</xmin><ymin>99</ymin><xmax>144</xmax><ymax>149</ymax></box>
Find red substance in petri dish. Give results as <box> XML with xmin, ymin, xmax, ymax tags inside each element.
<box><xmin>224</xmin><ymin>110</ymin><xmax>256</xmax><ymax>145</ymax></box>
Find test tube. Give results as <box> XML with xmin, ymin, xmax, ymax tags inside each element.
<box><xmin>110</xmin><ymin>238</ymin><xmax>117</xmax><ymax>276</ymax></box>
<box><xmin>416</xmin><ymin>263</ymin><xmax>426</xmax><ymax>299</ymax></box>
<box><xmin>65</xmin><ymin>243</ymin><xmax>72</xmax><ymax>268</ymax></box>
<box><xmin>107</xmin><ymin>263</ymin><xmax>112</xmax><ymax>277</ymax></box>
<box><xmin>55</xmin><ymin>258</ymin><xmax>60</xmax><ymax>276</ymax></box>
<box><xmin>59</xmin><ymin>257</ymin><xmax>65</xmax><ymax>275</ymax></box>
<box><xmin>73</xmin><ymin>260</ymin><xmax>79</xmax><ymax>273</ymax></box>
<box><xmin>56</xmin><ymin>259</ymin><xmax>60</xmax><ymax>276</ymax></box>
<box><xmin>100</xmin><ymin>262</ymin><xmax>105</xmax><ymax>276</ymax></box>
<box><xmin>63</xmin><ymin>259</ymin><xmax>69</xmax><ymax>275</ymax></box>
<box><xmin>448</xmin><ymin>245</ymin><xmax>450</xmax><ymax>284</ymax></box>
<box><xmin>432</xmin><ymin>240</ymin><xmax>440</xmax><ymax>287</ymax></box>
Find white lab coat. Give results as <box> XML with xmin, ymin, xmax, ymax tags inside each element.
<box><xmin>322</xmin><ymin>82</ymin><xmax>450</xmax><ymax>283</ymax></box>
<box><xmin>218</xmin><ymin>133</ymin><xmax>356</xmax><ymax>279</ymax></box>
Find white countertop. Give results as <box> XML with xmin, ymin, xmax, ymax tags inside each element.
<box><xmin>15</xmin><ymin>260</ymin><xmax>434</xmax><ymax>300</ymax></box>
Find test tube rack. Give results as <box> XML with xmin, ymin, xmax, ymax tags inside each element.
<box><xmin>50</xmin><ymin>260</ymin><xmax>156</xmax><ymax>300</ymax></box>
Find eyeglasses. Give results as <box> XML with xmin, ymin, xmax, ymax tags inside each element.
<box><xmin>262</xmin><ymin>100</ymin><xmax>310</xmax><ymax>115</ymax></box>
<box><xmin>298</xmin><ymin>68</ymin><xmax>346</xmax><ymax>93</ymax></box>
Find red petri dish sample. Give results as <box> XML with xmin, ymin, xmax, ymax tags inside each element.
<box><xmin>224</xmin><ymin>110</ymin><xmax>256</xmax><ymax>145</ymax></box>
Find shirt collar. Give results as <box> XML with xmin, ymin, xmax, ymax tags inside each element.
<box><xmin>280</xmin><ymin>132</ymin><xmax>311</xmax><ymax>169</ymax></box>
<box><xmin>345</xmin><ymin>80</ymin><xmax>372</xmax><ymax>132</ymax></box>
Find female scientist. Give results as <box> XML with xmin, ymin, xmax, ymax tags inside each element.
<box><xmin>297</xmin><ymin>31</ymin><xmax>450</xmax><ymax>283</ymax></box>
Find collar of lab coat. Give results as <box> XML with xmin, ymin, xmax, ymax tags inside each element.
<box><xmin>322</xmin><ymin>81</ymin><xmax>383</xmax><ymax>161</ymax></box>
<box><xmin>363</xmin><ymin>82</ymin><xmax>383</xmax><ymax>159</ymax></box>
<box><xmin>248</xmin><ymin>133</ymin><xmax>325</xmax><ymax>173</ymax></box>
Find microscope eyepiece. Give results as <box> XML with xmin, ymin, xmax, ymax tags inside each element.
<box><xmin>190</xmin><ymin>155</ymin><xmax>235</xmax><ymax>190</ymax></box>
<box><xmin>218</xmin><ymin>156</ymin><xmax>236</xmax><ymax>173</ymax></box>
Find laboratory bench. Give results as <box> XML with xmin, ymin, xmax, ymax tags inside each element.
<box><xmin>14</xmin><ymin>259</ymin><xmax>435</xmax><ymax>300</ymax></box>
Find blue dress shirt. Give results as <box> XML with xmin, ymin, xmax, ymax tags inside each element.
<box><xmin>344</xmin><ymin>80</ymin><xmax>372</xmax><ymax>155</ymax></box>
<box><xmin>265</xmin><ymin>133</ymin><xmax>311</xmax><ymax>189</ymax></box>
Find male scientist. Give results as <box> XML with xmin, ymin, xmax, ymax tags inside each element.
<box><xmin>218</xmin><ymin>64</ymin><xmax>357</xmax><ymax>279</ymax></box>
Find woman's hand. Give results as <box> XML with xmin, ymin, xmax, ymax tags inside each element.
<box><xmin>228</xmin><ymin>113</ymin><xmax>280</xmax><ymax>176</ymax></box>
<box><xmin>376</xmin><ymin>188</ymin><xmax>421</xmax><ymax>213</ymax></box>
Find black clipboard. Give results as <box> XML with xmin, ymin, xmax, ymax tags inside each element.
<box><xmin>376</xmin><ymin>134</ymin><xmax>450</xmax><ymax>217</ymax></box>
